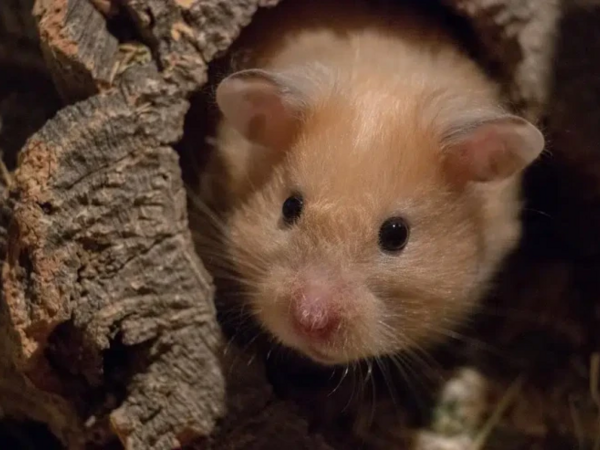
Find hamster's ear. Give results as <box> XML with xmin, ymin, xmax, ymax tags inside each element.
<box><xmin>216</xmin><ymin>69</ymin><xmax>304</xmax><ymax>149</ymax></box>
<box><xmin>443</xmin><ymin>114</ymin><xmax>545</xmax><ymax>183</ymax></box>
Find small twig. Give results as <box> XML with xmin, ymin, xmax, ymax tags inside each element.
<box><xmin>471</xmin><ymin>374</ymin><xmax>525</xmax><ymax>450</ymax></box>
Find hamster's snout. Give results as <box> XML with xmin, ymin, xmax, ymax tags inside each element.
<box><xmin>290</xmin><ymin>282</ymin><xmax>342</xmax><ymax>342</ymax></box>
<box><xmin>255</xmin><ymin>263</ymin><xmax>388</xmax><ymax>364</ymax></box>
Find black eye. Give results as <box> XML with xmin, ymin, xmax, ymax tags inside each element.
<box><xmin>378</xmin><ymin>217</ymin><xmax>410</xmax><ymax>253</ymax></box>
<box><xmin>282</xmin><ymin>194</ymin><xmax>304</xmax><ymax>225</ymax></box>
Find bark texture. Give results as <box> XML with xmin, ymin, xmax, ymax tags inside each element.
<box><xmin>1</xmin><ymin>0</ymin><xmax>600</xmax><ymax>449</ymax></box>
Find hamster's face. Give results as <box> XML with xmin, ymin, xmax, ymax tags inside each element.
<box><xmin>223</xmin><ymin>96</ymin><xmax>522</xmax><ymax>365</ymax></box>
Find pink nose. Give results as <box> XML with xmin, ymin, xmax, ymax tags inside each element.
<box><xmin>291</xmin><ymin>285</ymin><xmax>341</xmax><ymax>341</ymax></box>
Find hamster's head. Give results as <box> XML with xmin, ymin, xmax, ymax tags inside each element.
<box><xmin>211</xmin><ymin>68</ymin><xmax>544</xmax><ymax>366</ymax></box>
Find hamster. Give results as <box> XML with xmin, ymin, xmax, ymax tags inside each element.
<box><xmin>198</xmin><ymin>0</ymin><xmax>545</xmax><ymax>367</ymax></box>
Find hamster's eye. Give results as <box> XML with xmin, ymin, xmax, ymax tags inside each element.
<box><xmin>379</xmin><ymin>217</ymin><xmax>410</xmax><ymax>253</ymax></box>
<box><xmin>282</xmin><ymin>194</ymin><xmax>304</xmax><ymax>225</ymax></box>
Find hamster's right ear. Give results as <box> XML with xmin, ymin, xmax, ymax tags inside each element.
<box><xmin>442</xmin><ymin>114</ymin><xmax>545</xmax><ymax>183</ymax></box>
<box><xmin>216</xmin><ymin>69</ymin><xmax>305</xmax><ymax>149</ymax></box>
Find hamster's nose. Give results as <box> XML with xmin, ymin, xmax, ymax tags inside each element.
<box><xmin>290</xmin><ymin>285</ymin><xmax>341</xmax><ymax>341</ymax></box>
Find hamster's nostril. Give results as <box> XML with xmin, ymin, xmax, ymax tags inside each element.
<box><xmin>290</xmin><ymin>288</ymin><xmax>341</xmax><ymax>341</ymax></box>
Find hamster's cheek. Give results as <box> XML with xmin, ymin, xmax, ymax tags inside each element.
<box><xmin>229</xmin><ymin>198</ymin><xmax>283</xmax><ymax>255</ymax></box>
<box><xmin>384</xmin><ymin>291</ymin><xmax>477</xmax><ymax>351</ymax></box>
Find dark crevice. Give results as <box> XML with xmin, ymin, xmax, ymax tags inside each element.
<box><xmin>44</xmin><ymin>320</ymin><xmax>104</xmax><ymax>408</ymax></box>
<box><xmin>102</xmin><ymin>330</ymin><xmax>156</xmax><ymax>408</ymax></box>
<box><xmin>39</xmin><ymin>202</ymin><xmax>55</xmax><ymax>215</ymax></box>
<box><xmin>104</xmin><ymin>2</ymin><xmax>162</xmax><ymax>71</ymax></box>
<box><xmin>175</xmin><ymin>73</ymin><xmax>221</xmax><ymax>192</ymax></box>
<box><xmin>86</xmin><ymin>0</ymin><xmax>164</xmax><ymax>78</ymax></box>
<box><xmin>103</xmin><ymin>1</ymin><xmax>142</xmax><ymax>43</ymax></box>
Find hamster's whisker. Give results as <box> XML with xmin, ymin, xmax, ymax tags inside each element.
<box><xmin>328</xmin><ymin>364</ymin><xmax>350</xmax><ymax>397</ymax></box>
<box><xmin>222</xmin><ymin>323</ymin><xmax>256</xmax><ymax>353</ymax></box>
<box><xmin>374</xmin><ymin>356</ymin><xmax>400</xmax><ymax>413</ymax></box>
<box><xmin>522</xmin><ymin>207</ymin><xmax>552</xmax><ymax>218</ymax></box>
<box><xmin>373</xmin><ymin>325</ymin><xmax>443</xmax><ymax>388</ymax></box>
<box><xmin>356</xmin><ymin>362</ymin><xmax>367</xmax><ymax>407</ymax></box>
<box><xmin>217</xmin><ymin>305</ymin><xmax>256</xmax><ymax>332</ymax></box>
<box><xmin>239</xmin><ymin>331</ymin><xmax>263</xmax><ymax>354</ymax></box>
<box><xmin>390</xmin><ymin>345</ymin><xmax>436</xmax><ymax>389</ymax></box>
<box><xmin>365</xmin><ymin>359</ymin><xmax>374</xmax><ymax>386</ymax></box>
<box><xmin>192</xmin><ymin>238</ymin><xmax>268</xmax><ymax>280</ymax></box>
<box><xmin>196</xmin><ymin>224</ymin><xmax>272</xmax><ymax>271</ymax></box>
<box><xmin>386</xmin><ymin>353</ymin><xmax>431</xmax><ymax>416</ymax></box>
<box><xmin>367</xmin><ymin>360</ymin><xmax>378</xmax><ymax>430</ymax></box>
<box><xmin>187</xmin><ymin>193</ymin><xmax>272</xmax><ymax>273</ymax></box>
<box><xmin>223</xmin><ymin>331</ymin><xmax>264</xmax><ymax>377</ymax></box>
<box><xmin>394</xmin><ymin>334</ymin><xmax>445</xmax><ymax>381</ymax></box>
<box><xmin>186</xmin><ymin>189</ymin><xmax>228</xmax><ymax>227</ymax></box>
<box><xmin>427</xmin><ymin>326</ymin><xmax>509</xmax><ymax>358</ymax></box>
<box><xmin>342</xmin><ymin>363</ymin><xmax>359</xmax><ymax>413</ymax></box>
<box><xmin>211</xmin><ymin>271</ymin><xmax>261</xmax><ymax>290</ymax></box>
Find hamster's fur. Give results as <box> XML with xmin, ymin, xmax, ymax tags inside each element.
<box><xmin>198</xmin><ymin>0</ymin><xmax>545</xmax><ymax>366</ymax></box>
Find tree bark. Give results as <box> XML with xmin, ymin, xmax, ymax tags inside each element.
<box><xmin>1</xmin><ymin>0</ymin><xmax>600</xmax><ymax>449</ymax></box>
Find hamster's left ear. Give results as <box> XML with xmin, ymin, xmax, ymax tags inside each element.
<box><xmin>216</xmin><ymin>69</ymin><xmax>306</xmax><ymax>149</ymax></box>
<box><xmin>442</xmin><ymin>114</ymin><xmax>545</xmax><ymax>183</ymax></box>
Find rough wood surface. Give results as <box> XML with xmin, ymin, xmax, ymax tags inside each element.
<box><xmin>5</xmin><ymin>87</ymin><xmax>224</xmax><ymax>448</ymax></box>
<box><xmin>1</xmin><ymin>0</ymin><xmax>600</xmax><ymax>449</ymax></box>
<box><xmin>34</xmin><ymin>0</ymin><xmax>120</xmax><ymax>103</ymax></box>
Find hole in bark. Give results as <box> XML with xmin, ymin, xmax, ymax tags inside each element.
<box><xmin>40</xmin><ymin>322</ymin><xmax>159</xmax><ymax>448</ymax></box>
<box><xmin>98</xmin><ymin>2</ymin><xmax>161</xmax><ymax>68</ymax></box>
<box><xmin>17</xmin><ymin>248</ymin><xmax>33</xmax><ymax>276</ymax></box>
<box><xmin>105</xmin><ymin>6</ymin><xmax>142</xmax><ymax>43</ymax></box>
<box><xmin>45</xmin><ymin>320</ymin><xmax>103</xmax><ymax>414</ymax></box>
<box><xmin>44</xmin><ymin>321</ymin><xmax>154</xmax><ymax>423</ymax></box>
<box><xmin>39</xmin><ymin>202</ymin><xmax>55</xmax><ymax>214</ymax></box>
<box><xmin>102</xmin><ymin>330</ymin><xmax>155</xmax><ymax>407</ymax></box>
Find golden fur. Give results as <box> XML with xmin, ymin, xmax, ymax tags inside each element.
<box><xmin>199</xmin><ymin>0</ymin><xmax>538</xmax><ymax>365</ymax></box>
